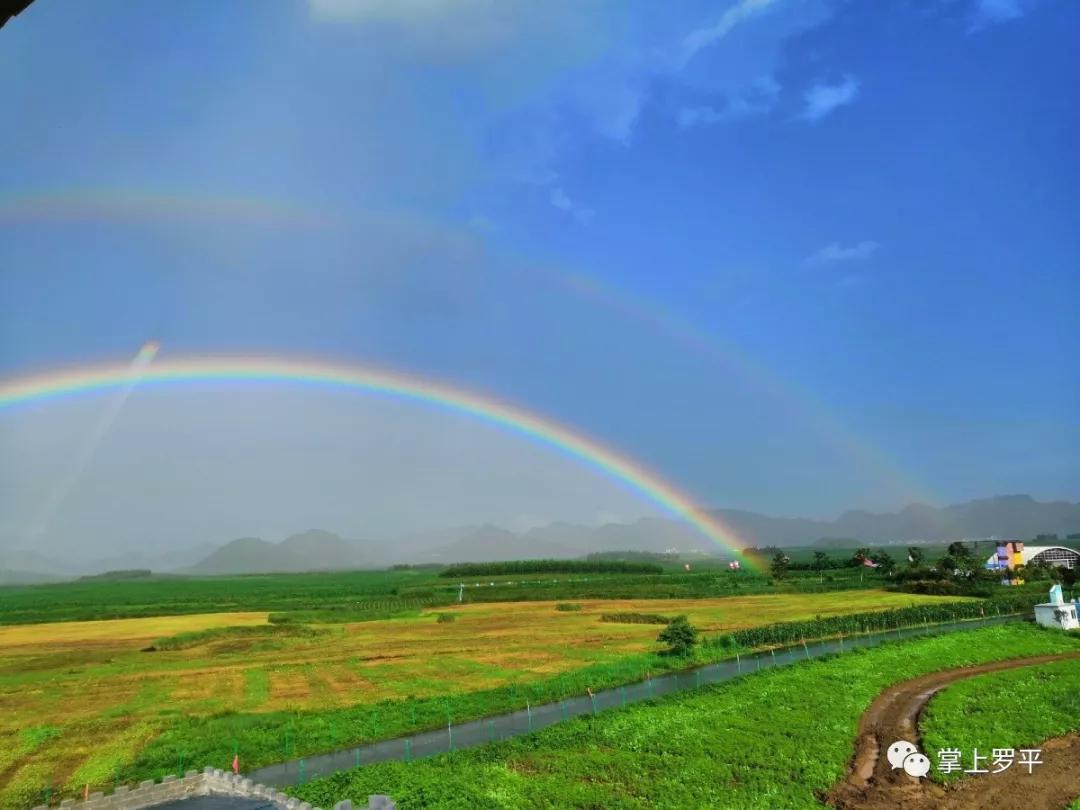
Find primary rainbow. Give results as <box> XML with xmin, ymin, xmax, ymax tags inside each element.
<box><xmin>0</xmin><ymin>355</ymin><xmax>752</xmax><ymax>563</ymax></box>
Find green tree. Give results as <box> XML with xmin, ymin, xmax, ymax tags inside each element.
<box><xmin>851</xmin><ymin>547</ymin><xmax>871</xmax><ymax>567</ymax></box>
<box><xmin>907</xmin><ymin>546</ymin><xmax>924</xmax><ymax>568</ymax></box>
<box><xmin>657</xmin><ymin>615</ymin><xmax>699</xmax><ymax>656</ymax></box>
<box><xmin>770</xmin><ymin>553</ymin><xmax>791</xmax><ymax>580</ymax></box>
<box><xmin>947</xmin><ymin>541</ymin><xmax>973</xmax><ymax>563</ymax></box>
<box><xmin>812</xmin><ymin>551</ymin><xmax>830</xmax><ymax>571</ymax></box>
<box><xmin>872</xmin><ymin>550</ymin><xmax>896</xmax><ymax>574</ymax></box>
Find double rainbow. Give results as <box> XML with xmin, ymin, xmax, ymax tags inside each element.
<box><xmin>0</xmin><ymin>356</ymin><xmax>751</xmax><ymax>562</ymax></box>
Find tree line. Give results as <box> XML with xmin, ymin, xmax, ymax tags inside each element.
<box><xmin>439</xmin><ymin>559</ymin><xmax>664</xmax><ymax>578</ymax></box>
<box><xmin>765</xmin><ymin>540</ymin><xmax>1076</xmax><ymax>590</ymax></box>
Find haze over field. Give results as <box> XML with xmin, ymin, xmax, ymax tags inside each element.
<box><xmin>1</xmin><ymin>495</ymin><xmax>1077</xmax><ymax>581</ymax></box>
<box><xmin>1</xmin><ymin>1</ymin><xmax>1077</xmax><ymax>564</ymax></box>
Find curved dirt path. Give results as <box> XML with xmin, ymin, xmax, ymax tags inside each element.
<box><xmin>826</xmin><ymin>652</ymin><xmax>1080</xmax><ymax>810</ymax></box>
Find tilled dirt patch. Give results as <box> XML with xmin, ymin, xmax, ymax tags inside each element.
<box><xmin>826</xmin><ymin>652</ymin><xmax>1080</xmax><ymax>810</ymax></box>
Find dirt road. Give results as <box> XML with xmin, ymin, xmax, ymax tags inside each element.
<box><xmin>826</xmin><ymin>652</ymin><xmax>1080</xmax><ymax>810</ymax></box>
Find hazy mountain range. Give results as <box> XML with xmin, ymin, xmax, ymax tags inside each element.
<box><xmin>2</xmin><ymin>495</ymin><xmax>1077</xmax><ymax>582</ymax></box>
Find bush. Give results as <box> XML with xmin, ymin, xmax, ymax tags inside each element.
<box><xmin>706</xmin><ymin>595</ymin><xmax>1040</xmax><ymax>650</ymax></box>
<box><xmin>600</xmin><ymin>612</ymin><xmax>671</xmax><ymax>625</ymax></box>
<box><xmin>658</xmin><ymin>615</ymin><xmax>699</xmax><ymax>655</ymax></box>
<box><xmin>435</xmin><ymin>613</ymin><xmax>456</xmax><ymax>623</ymax></box>
<box><xmin>145</xmin><ymin>624</ymin><xmax>324</xmax><ymax>651</ymax></box>
<box><xmin>555</xmin><ymin>602</ymin><xmax>583</xmax><ymax>611</ymax></box>
<box><xmin>901</xmin><ymin>580</ymin><xmax>967</xmax><ymax>596</ymax></box>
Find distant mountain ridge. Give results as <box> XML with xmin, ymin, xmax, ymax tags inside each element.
<box><xmin>185</xmin><ymin>530</ymin><xmax>369</xmax><ymax>575</ymax></box>
<box><xmin>406</xmin><ymin>495</ymin><xmax>1080</xmax><ymax>564</ymax></box>
<box><xmin>711</xmin><ymin>495</ymin><xmax>1080</xmax><ymax>548</ymax></box>
<box><xmin>3</xmin><ymin>495</ymin><xmax>1076</xmax><ymax>578</ymax></box>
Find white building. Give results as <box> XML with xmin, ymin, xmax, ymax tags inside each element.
<box><xmin>984</xmin><ymin>544</ymin><xmax>1080</xmax><ymax>570</ymax></box>
<box><xmin>1033</xmin><ymin>584</ymin><xmax>1079</xmax><ymax>631</ymax></box>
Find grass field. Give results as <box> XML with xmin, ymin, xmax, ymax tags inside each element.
<box><xmin>0</xmin><ymin>570</ymin><xmax>440</xmax><ymax>626</ymax></box>
<box><xmin>0</xmin><ymin>565</ymin><xmax>910</xmax><ymax>627</ymax></box>
<box><xmin>288</xmin><ymin>624</ymin><xmax>1080</xmax><ymax>810</ymax></box>
<box><xmin>922</xmin><ymin>653</ymin><xmax>1080</xmax><ymax>784</ymax></box>
<box><xmin>0</xmin><ymin>613</ymin><xmax>269</xmax><ymax>647</ymax></box>
<box><xmin>0</xmin><ymin>589</ymin><xmax>964</xmax><ymax>807</ymax></box>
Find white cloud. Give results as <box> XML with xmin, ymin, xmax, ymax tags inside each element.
<box><xmin>304</xmin><ymin>0</ymin><xmax>838</xmax><ymax>185</ymax></box>
<box><xmin>676</xmin><ymin>75</ymin><xmax>780</xmax><ymax>128</ymax></box>
<box><xmin>800</xmin><ymin>75</ymin><xmax>860</xmax><ymax>122</ymax></box>
<box><xmin>969</xmin><ymin>0</ymin><xmax>1025</xmax><ymax>31</ymax></box>
<box><xmin>679</xmin><ymin>0</ymin><xmax>780</xmax><ymax>68</ymax></box>
<box><xmin>804</xmin><ymin>240</ymin><xmax>879</xmax><ymax>267</ymax></box>
<box><xmin>550</xmin><ymin>186</ymin><xmax>595</xmax><ymax>223</ymax></box>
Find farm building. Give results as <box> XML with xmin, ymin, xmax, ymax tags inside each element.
<box><xmin>1033</xmin><ymin>584</ymin><xmax>1080</xmax><ymax>631</ymax></box>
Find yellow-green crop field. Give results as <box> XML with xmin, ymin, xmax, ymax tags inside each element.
<box><xmin>0</xmin><ymin>590</ymin><xmax>967</xmax><ymax>807</ymax></box>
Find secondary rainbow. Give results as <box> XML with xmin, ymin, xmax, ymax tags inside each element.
<box><xmin>0</xmin><ymin>356</ymin><xmax>752</xmax><ymax>562</ymax></box>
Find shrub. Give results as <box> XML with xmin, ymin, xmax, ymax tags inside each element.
<box><xmin>706</xmin><ymin>595</ymin><xmax>1039</xmax><ymax>650</ymax></box>
<box><xmin>600</xmin><ymin>612</ymin><xmax>671</xmax><ymax>625</ymax></box>
<box><xmin>902</xmin><ymin>580</ymin><xmax>966</xmax><ymax>596</ymax></box>
<box><xmin>436</xmin><ymin>613</ymin><xmax>456</xmax><ymax>623</ymax></box>
<box><xmin>145</xmin><ymin>624</ymin><xmax>323</xmax><ymax>651</ymax></box>
<box><xmin>555</xmin><ymin>602</ymin><xmax>583</xmax><ymax>611</ymax></box>
<box><xmin>657</xmin><ymin>615</ymin><xmax>699</xmax><ymax>655</ymax></box>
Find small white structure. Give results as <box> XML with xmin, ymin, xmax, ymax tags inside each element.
<box><xmin>1033</xmin><ymin>584</ymin><xmax>1080</xmax><ymax>631</ymax></box>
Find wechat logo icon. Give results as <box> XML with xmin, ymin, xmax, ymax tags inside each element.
<box><xmin>887</xmin><ymin>740</ymin><xmax>930</xmax><ymax>778</ymax></box>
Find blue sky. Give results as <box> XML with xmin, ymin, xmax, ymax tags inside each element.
<box><xmin>1</xmin><ymin>0</ymin><xmax>1077</xmax><ymax>554</ymax></box>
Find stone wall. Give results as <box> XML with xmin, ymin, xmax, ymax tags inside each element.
<box><xmin>30</xmin><ymin>768</ymin><xmax>394</xmax><ymax>810</ymax></box>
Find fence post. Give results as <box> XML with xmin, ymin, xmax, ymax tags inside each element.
<box><xmin>736</xmin><ymin>652</ymin><xmax>741</xmax><ymax>674</ymax></box>
<box><xmin>560</xmin><ymin>700</ymin><xmax>567</xmax><ymax>721</ymax></box>
<box><xmin>404</xmin><ymin>739</ymin><xmax>412</xmax><ymax>763</ymax></box>
<box><xmin>299</xmin><ymin>759</ymin><xmax>305</xmax><ymax>786</ymax></box>
<box><xmin>802</xmin><ymin>637</ymin><xmax>810</xmax><ymax>660</ymax></box>
<box><xmin>527</xmin><ymin>700</ymin><xmax>533</xmax><ymax>732</ymax></box>
<box><xmin>448</xmin><ymin>720</ymin><xmax>453</xmax><ymax>752</ymax></box>
<box><xmin>695</xmin><ymin>669</ymin><xmax>701</xmax><ymax>689</ymax></box>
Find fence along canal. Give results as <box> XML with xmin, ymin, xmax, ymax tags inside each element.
<box><xmin>247</xmin><ymin>613</ymin><xmax>1023</xmax><ymax>787</ymax></box>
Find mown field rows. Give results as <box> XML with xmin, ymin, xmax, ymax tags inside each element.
<box><xmin>287</xmin><ymin>624</ymin><xmax>1080</xmax><ymax>809</ymax></box>
<box><xmin>0</xmin><ymin>589</ymin><xmax>964</xmax><ymax>807</ymax></box>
